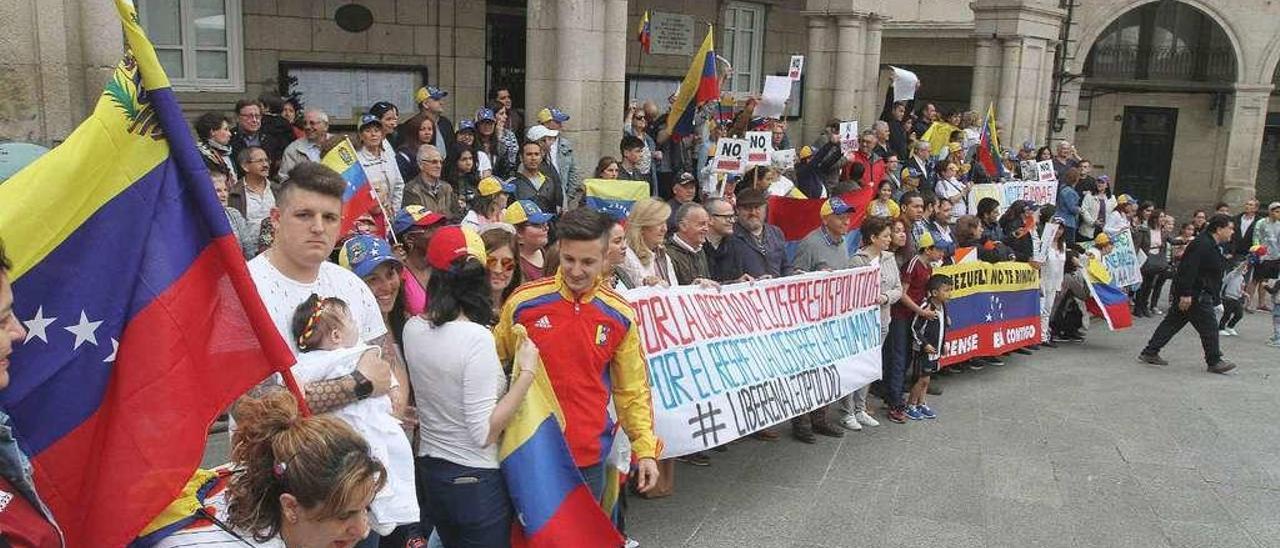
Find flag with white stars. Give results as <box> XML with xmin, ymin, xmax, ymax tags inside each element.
<box><xmin>0</xmin><ymin>1</ymin><xmax>296</xmax><ymax>545</ymax></box>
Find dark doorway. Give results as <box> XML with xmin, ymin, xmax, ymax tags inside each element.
<box><xmin>1115</xmin><ymin>106</ymin><xmax>1178</xmax><ymax>206</ymax></box>
<box><xmin>487</xmin><ymin>1</ymin><xmax>526</xmax><ymax>113</ymax></box>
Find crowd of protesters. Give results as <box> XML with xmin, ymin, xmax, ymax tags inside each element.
<box><xmin>5</xmin><ymin>79</ymin><xmax>1276</xmax><ymax>547</ymax></box>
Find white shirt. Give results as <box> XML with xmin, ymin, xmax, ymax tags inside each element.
<box><xmin>1105</xmin><ymin>210</ymin><xmax>1131</xmax><ymax>235</ymax></box>
<box><xmin>243</xmin><ymin>180</ymin><xmax>275</xmax><ymax>230</ymax></box>
<box><xmin>622</xmin><ymin>246</ymin><xmax>677</xmax><ymax>287</ymax></box>
<box><xmin>358</xmin><ymin>141</ymin><xmax>406</xmax><ymax>212</ymax></box>
<box><xmin>293</xmin><ymin>345</ymin><xmax>418</xmax><ymax>533</ymax></box>
<box><xmin>477</xmin><ymin>150</ymin><xmax>493</xmax><ymax>176</ymax></box>
<box><xmin>247</xmin><ymin>256</ymin><xmax>387</xmax><ymax>354</ymax></box>
<box><xmin>935</xmin><ymin>177</ymin><xmax>967</xmax><ymax>220</ymax></box>
<box><xmin>403</xmin><ymin>318</ymin><xmax>509</xmax><ymax>469</ymax></box>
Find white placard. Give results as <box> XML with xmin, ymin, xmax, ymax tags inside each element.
<box><xmin>890</xmin><ymin>66</ymin><xmax>920</xmax><ymax>102</ymax></box>
<box><xmin>745</xmin><ymin>131</ymin><xmax>773</xmax><ymax>166</ymax></box>
<box><xmin>788</xmin><ymin>55</ymin><xmax>805</xmax><ymax>81</ymax></box>
<box><xmin>755</xmin><ymin>75</ymin><xmax>792</xmax><ymax>119</ymax></box>
<box><xmin>771</xmin><ymin>148</ymin><xmax>797</xmax><ymax>172</ymax></box>
<box><xmin>1020</xmin><ymin>160</ymin><xmax>1040</xmax><ymax>181</ymax></box>
<box><xmin>839</xmin><ymin>121</ymin><xmax>859</xmax><ymax>155</ymax></box>
<box><xmin>713</xmin><ymin>138</ymin><xmax>748</xmax><ymax>174</ymax></box>
<box><xmin>1037</xmin><ymin>160</ymin><xmax>1057</xmax><ymax>182</ymax></box>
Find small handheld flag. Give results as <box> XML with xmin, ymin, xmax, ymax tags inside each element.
<box><xmin>638</xmin><ymin>11</ymin><xmax>652</xmax><ymax>54</ymax></box>
<box><xmin>321</xmin><ymin>137</ymin><xmax>377</xmax><ymax>236</ymax></box>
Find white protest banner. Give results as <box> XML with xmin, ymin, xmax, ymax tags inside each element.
<box><xmin>771</xmin><ymin>148</ymin><xmax>797</xmax><ymax>172</ymax></box>
<box><xmin>839</xmin><ymin>121</ymin><xmax>859</xmax><ymax>155</ymax></box>
<box><xmin>1037</xmin><ymin>160</ymin><xmax>1057</xmax><ymax>182</ymax></box>
<box><xmin>967</xmin><ymin>181</ymin><xmax>1057</xmax><ymax>214</ymax></box>
<box><xmin>713</xmin><ymin>138</ymin><xmax>747</xmax><ymax>174</ymax></box>
<box><xmin>1002</xmin><ymin>180</ymin><xmax>1057</xmax><ymax>207</ymax></box>
<box><xmin>745</xmin><ymin>131</ymin><xmax>773</xmax><ymax>166</ymax></box>
<box><xmin>624</xmin><ymin>269</ymin><xmax>884</xmax><ymax>457</ymax></box>
<box><xmin>788</xmin><ymin>55</ymin><xmax>805</xmax><ymax>81</ymax></box>
<box><xmin>1082</xmin><ymin>230</ymin><xmax>1141</xmax><ymax>288</ymax></box>
<box><xmin>1102</xmin><ymin>230</ymin><xmax>1141</xmax><ymax>288</ymax></box>
<box><xmin>889</xmin><ymin>66</ymin><xmax>920</xmax><ymax>102</ymax></box>
<box><xmin>755</xmin><ymin>75</ymin><xmax>792</xmax><ymax>119</ymax></box>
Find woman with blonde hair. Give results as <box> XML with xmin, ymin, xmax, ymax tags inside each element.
<box><xmin>622</xmin><ymin>198</ymin><xmax>676</xmax><ymax>287</ymax></box>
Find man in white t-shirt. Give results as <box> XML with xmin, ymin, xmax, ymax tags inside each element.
<box><xmin>247</xmin><ymin>162</ymin><xmax>395</xmax><ymax>412</ymax></box>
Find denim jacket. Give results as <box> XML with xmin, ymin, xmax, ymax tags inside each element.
<box><xmin>0</xmin><ymin>410</ymin><xmax>64</xmax><ymax>545</ymax></box>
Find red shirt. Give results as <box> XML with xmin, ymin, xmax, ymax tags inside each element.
<box><xmin>0</xmin><ymin>475</ymin><xmax>61</xmax><ymax>548</ymax></box>
<box><xmin>891</xmin><ymin>255</ymin><xmax>932</xmax><ymax>320</ymax></box>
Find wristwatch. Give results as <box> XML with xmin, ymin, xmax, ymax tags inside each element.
<box><xmin>351</xmin><ymin>370</ymin><xmax>374</xmax><ymax>400</ymax></box>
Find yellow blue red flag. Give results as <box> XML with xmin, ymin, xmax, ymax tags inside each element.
<box><xmin>666</xmin><ymin>27</ymin><xmax>720</xmax><ymax>138</ymax></box>
<box><xmin>0</xmin><ymin>1</ymin><xmax>296</xmax><ymax>545</ymax></box>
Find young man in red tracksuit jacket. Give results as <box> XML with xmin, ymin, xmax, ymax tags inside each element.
<box><xmin>494</xmin><ymin>208</ymin><xmax>662</xmax><ymax>498</ymax></box>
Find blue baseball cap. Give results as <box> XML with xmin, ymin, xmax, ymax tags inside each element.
<box><xmin>475</xmin><ymin>107</ymin><xmax>497</xmax><ymax>122</ymax></box>
<box><xmin>415</xmin><ymin>86</ymin><xmax>448</xmax><ymax>104</ymax></box>
<box><xmin>358</xmin><ymin>113</ymin><xmax>380</xmax><ymax>130</ymax></box>
<box><xmin>339</xmin><ymin>235</ymin><xmax>400</xmax><ymax>278</ymax></box>
<box><xmin>537</xmin><ymin>107</ymin><xmax>570</xmax><ymax>124</ymax></box>
<box><xmin>503</xmin><ymin>200</ymin><xmax>554</xmax><ymax>225</ymax></box>
<box><xmin>457</xmin><ymin>119</ymin><xmax>476</xmax><ymax>132</ymax></box>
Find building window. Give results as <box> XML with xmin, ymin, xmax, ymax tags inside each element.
<box><xmin>1084</xmin><ymin>1</ymin><xmax>1235</xmax><ymax>84</ymax></box>
<box><xmin>139</xmin><ymin>0</ymin><xmax>244</xmax><ymax>92</ymax></box>
<box><xmin>722</xmin><ymin>2</ymin><xmax>765</xmax><ymax>95</ymax></box>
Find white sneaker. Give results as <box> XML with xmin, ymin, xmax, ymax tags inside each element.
<box><xmin>840</xmin><ymin>415</ymin><xmax>863</xmax><ymax>431</ymax></box>
<box><xmin>624</xmin><ymin>538</ymin><xmax>641</xmax><ymax>548</ymax></box>
<box><xmin>1219</xmin><ymin>329</ymin><xmax>1232</xmax><ymax>337</ymax></box>
<box><xmin>1228</xmin><ymin>328</ymin><xmax>1240</xmax><ymax>336</ymax></box>
<box><xmin>854</xmin><ymin>411</ymin><xmax>881</xmax><ymax>427</ymax></box>
<box><xmin>1268</xmin><ymin>339</ymin><xmax>1280</xmax><ymax>348</ymax></box>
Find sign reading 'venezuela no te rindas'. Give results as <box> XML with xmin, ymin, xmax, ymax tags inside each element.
<box><xmin>622</xmin><ymin>268</ymin><xmax>884</xmax><ymax>458</ymax></box>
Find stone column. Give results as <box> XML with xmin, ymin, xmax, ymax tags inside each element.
<box><xmin>833</xmin><ymin>15</ymin><xmax>867</xmax><ymax>121</ymax></box>
<box><xmin>525</xmin><ymin>0</ymin><xmax>626</xmax><ymax>176</ymax></box>
<box><xmin>599</xmin><ymin>0</ymin><xmax>628</xmax><ymax>163</ymax></box>
<box><xmin>860</xmin><ymin>14</ymin><xmax>885</xmax><ymax>124</ymax></box>
<box><xmin>997</xmin><ymin>38</ymin><xmax>1021</xmax><ymax>134</ymax></box>
<box><xmin>1034</xmin><ymin>40</ymin><xmax>1058</xmax><ymax>144</ymax></box>
<box><xmin>1221</xmin><ymin>83</ymin><xmax>1275</xmax><ymax>205</ymax></box>
<box><xmin>802</xmin><ymin>15</ymin><xmax>836</xmax><ymax>142</ymax></box>
<box><xmin>970</xmin><ymin>38</ymin><xmax>1000</xmax><ymax>114</ymax></box>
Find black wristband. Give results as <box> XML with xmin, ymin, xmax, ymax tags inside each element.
<box><xmin>351</xmin><ymin>370</ymin><xmax>374</xmax><ymax>400</ymax></box>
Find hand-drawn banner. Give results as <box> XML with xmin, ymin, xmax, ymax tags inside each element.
<box><xmin>1083</xmin><ymin>229</ymin><xmax>1141</xmax><ymax>288</ymax></box>
<box><xmin>623</xmin><ymin>268</ymin><xmax>884</xmax><ymax>457</ymax></box>
<box><xmin>967</xmin><ymin>181</ymin><xmax>1057</xmax><ymax>214</ymax></box>
<box><xmin>932</xmin><ymin>261</ymin><xmax>1042</xmax><ymax>366</ymax></box>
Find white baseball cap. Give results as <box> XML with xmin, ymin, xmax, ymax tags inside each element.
<box><xmin>526</xmin><ymin>125</ymin><xmax>558</xmax><ymax>141</ymax></box>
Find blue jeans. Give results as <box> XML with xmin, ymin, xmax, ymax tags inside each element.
<box><xmin>417</xmin><ymin>457</ymin><xmax>513</xmax><ymax>548</ymax></box>
<box><xmin>579</xmin><ymin>463</ymin><xmax>606</xmax><ymax>503</ymax></box>
<box><xmin>884</xmin><ymin>317</ymin><xmax>912</xmax><ymax>409</ymax></box>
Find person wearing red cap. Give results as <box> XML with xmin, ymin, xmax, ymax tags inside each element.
<box><xmin>493</xmin><ymin>207</ymin><xmax>662</xmax><ymax>501</ymax></box>
<box><xmin>403</xmin><ymin>225</ymin><xmax>542</xmax><ymax>547</ymax></box>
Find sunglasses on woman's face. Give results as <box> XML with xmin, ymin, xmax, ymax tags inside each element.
<box><xmin>487</xmin><ymin>257</ymin><xmax>516</xmax><ymax>272</ymax></box>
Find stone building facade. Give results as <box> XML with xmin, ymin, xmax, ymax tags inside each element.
<box><xmin>3</xmin><ymin>0</ymin><xmax>1279</xmax><ymax>211</ymax></box>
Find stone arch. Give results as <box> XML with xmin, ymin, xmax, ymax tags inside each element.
<box><xmin>1258</xmin><ymin>32</ymin><xmax>1280</xmax><ymax>85</ymax></box>
<box><xmin>1066</xmin><ymin>0</ymin><xmax>1245</xmax><ymax>84</ymax></box>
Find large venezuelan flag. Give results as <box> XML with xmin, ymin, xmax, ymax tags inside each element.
<box><xmin>0</xmin><ymin>1</ymin><xmax>295</xmax><ymax>545</ymax></box>
<box><xmin>585</xmin><ymin>178</ymin><xmax>650</xmax><ymax>220</ymax></box>
<box><xmin>499</xmin><ymin>365</ymin><xmax>621</xmax><ymax>547</ymax></box>
<box><xmin>666</xmin><ymin>27</ymin><xmax>720</xmax><ymax>138</ymax></box>
<box><xmin>934</xmin><ymin>261</ymin><xmax>1042</xmax><ymax>366</ymax></box>
<box><xmin>321</xmin><ymin>137</ymin><xmax>376</xmax><ymax>235</ymax></box>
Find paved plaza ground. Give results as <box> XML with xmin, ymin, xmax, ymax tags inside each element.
<box><xmin>201</xmin><ymin>310</ymin><xmax>1280</xmax><ymax>547</ymax></box>
<box><xmin>625</xmin><ymin>312</ymin><xmax>1280</xmax><ymax>548</ymax></box>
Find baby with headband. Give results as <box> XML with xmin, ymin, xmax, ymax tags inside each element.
<box><xmin>289</xmin><ymin>294</ymin><xmax>418</xmax><ymax>536</ymax></box>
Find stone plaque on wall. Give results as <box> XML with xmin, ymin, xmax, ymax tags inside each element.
<box><xmin>649</xmin><ymin>11</ymin><xmax>695</xmax><ymax>56</ymax></box>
